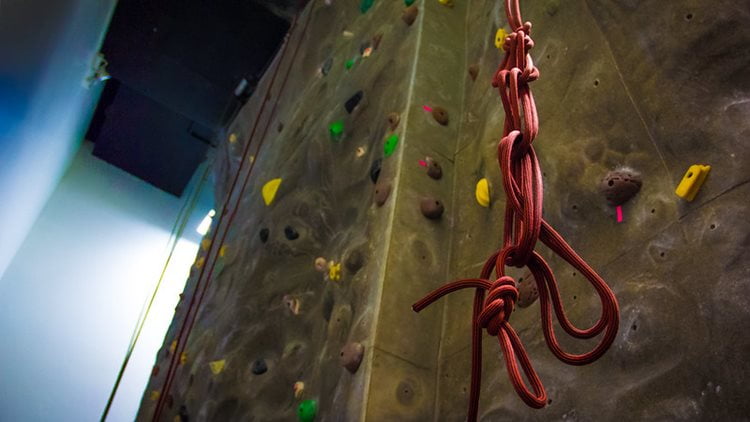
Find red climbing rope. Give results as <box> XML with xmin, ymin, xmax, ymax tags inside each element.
<box><xmin>151</xmin><ymin>2</ymin><xmax>315</xmax><ymax>420</ymax></box>
<box><xmin>412</xmin><ymin>0</ymin><xmax>619</xmax><ymax>418</ymax></box>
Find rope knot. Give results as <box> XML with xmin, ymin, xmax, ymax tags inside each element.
<box><xmin>478</xmin><ymin>276</ymin><xmax>518</xmax><ymax>336</ymax></box>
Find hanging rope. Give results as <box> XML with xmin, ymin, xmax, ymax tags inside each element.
<box><xmin>151</xmin><ymin>1</ymin><xmax>315</xmax><ymax>420</ymax></box>
<box><xmin>99</xmin><ymin>159</ymin><xmax>212</xmax><ymax>422</ymax></box>
<box><xmin>413</xmin><ymin>0</ymin><xmax>620</xmax><ymax>418</ymax></box>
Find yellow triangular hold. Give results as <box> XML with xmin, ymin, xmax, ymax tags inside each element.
<box><xmin>209</xmin><ymin>359</ymin><xmax>226</xmax><ymax>375</ymax></box>
<box><xmin>149</xmin><ymin>390</ymin><xmax>161</xmax><ymax>401</ymax></box>
<box><xmin>180</xmin><ymin>352</ymin><xmax>188</xmax><ymax>366</ymax></box>
<box><xmin>219</xmin><ymin>245</ymin><xmax>228</xmax><ymax>258</ymax></box>
<box><xmin>169</xmin><ymin>340</ymin><xmax>177</xmax><ymax>355</ymax></box>
<box><xmin>476</xmin><ymin>178</ymin><xmax>491</xmax><ymax>207</ymax></box>
<box><xmin>262</xmin><ymin>178</ymin><xmax>283</xmax><ymax>205</ymax></box>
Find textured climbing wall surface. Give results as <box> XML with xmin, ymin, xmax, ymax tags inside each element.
<box><xmin>135</xmin><ymin>0</ymin><xmax>750</xmax><ymax>421</ymax></box>
<box><xmin>439</xmin><ymin>0</ymin><xmax>750</xmax><ymax>421</ymax></box>
<box><xmin>136</xmin><ymin>0</ymin><xmax>424</xmax><ymax>420</ymax></box>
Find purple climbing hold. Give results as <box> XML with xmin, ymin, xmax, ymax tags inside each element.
<box><xmin>420</xmin><ymin>197</ymin><xmax>444</xmax><ymax>219</ymax></box>
<box><xmin>340</xmin><ymin>342</ymin><xmax>365</xmax><ymax>373</ymax></box>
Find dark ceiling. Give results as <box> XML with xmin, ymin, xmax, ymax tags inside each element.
<box><xmin>87</xmin><ymin>0</ymin><xmax>290</xmax><ymax>196</ymax></box>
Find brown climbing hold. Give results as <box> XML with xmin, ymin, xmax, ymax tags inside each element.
<box><xmin>387</xmin><ymin>112</ymin><xmax>400</xmax><ymax>131</ymax></box>
<box><xmin>340</xmin><ymin>342</ymin><xmax>365</xmax><ymax>373</ymax></box>
<box><xmin>468</xmin><ymin>64</ymin><xmax>479</xmax><ymax>81</ymax></box>
<box><xmin>600</xmin><ymin>168</ymin><xmax>642</xmax><ymax>206</ymax></box>
<box><xmin>432</xmin><ymin>106</ymin><xmax>449</xmax><ymax>125</ymax></box>
<box><xmin>372</xmin><ymin>32</ymin><xmax>383</xmax><ymax>49</ymax></box>
<box><xmin>151</xmin><ymin>365</ymin><xmax>159</xmax><ymax>377</ymax></box>
<box><xmin>516</xmin><ymin>273</ymin><xmax>539</xmax><ymax>308</ymax></box>
<box><xmin>402</xmin><ymin>6</ymin><xmax>418</xmax><ymax>26</ymax></box>
<box><xmin>420</xmin><ymin>197</ymin><xmax>444</xmax><ymax>219</ymax></box>
<box><xmin>374</xmin><ymin>182</ymin><xmax>392</xmax><ymax>206</ymax></box>
<box><xmin>426</xmin><ymin>157</ymin><xmax>442</xmax><ymax>180</ymax></box>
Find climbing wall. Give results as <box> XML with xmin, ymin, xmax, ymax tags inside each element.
<box><xmin>136</xmin><ymin>0</ymin><xmax>750</xmax><ymax>421</ymax></box>
<box><xmin>137</xmin><ymin>0</ymin><xmax>432</xmax><ymax>420</ymax></box>
<box><xmin>438</xmin><ymin>0</ymin><xmax>750</xmax><ymax>421</ymax></box>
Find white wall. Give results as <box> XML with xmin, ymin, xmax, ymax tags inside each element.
<box><xmin>0</xmin><ymin>142</ymin><xmax>214</xmax><ymax>421</ymax></box>
<box><xmin>0</xmin><ymin>0</ymin><xmax>118</xmax><ymax>280</ymax></box>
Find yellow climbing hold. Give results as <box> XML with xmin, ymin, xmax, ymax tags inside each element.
<box><xmin>328</xmin><ymin>262</ymin><xmax>342</xmax><ymax>281</ymax></box>
<box><xmin>201</xmin><ymin>238</ymin><xmax>212</xmax><ymax>251</ymax></box>
<box><xmin>219</xmin><ymin>245</ymin><xmax>228</xmax><ymax>258</ymax></box>
<box><xmin>495</xmin><ymin>28</ymin><xmax>508</xmax><ymax>49</ymax></box>
<box><xmin>438</xmin><ymin>0</ymin><xmax>454</xmax><ymax>7</ymax></box>
<box><xmin>149</xmin><ymin>390</ymin><xmax>161</xmax><ymax>401</ymax></box>
<box><xmin>675</xmin><ymin>164</ymin><xmax>711</xmax><ymax>201</ymax></box>
<box><xmin>209</xmin><ymin>359</ymin><xmax>226</xmax><ymax>375</ymax></box>
<box><xmin>262</xmin><ymin>178</ymin><xmax>282</xmax><ymax>205</ymax></box>
<box><xmin>180</xmin><ymin>352</ymin><xmax>187</xmax><ymax>366</ymax></box>
<box><xmin>476</xmin><ymin>178</ymin><xmax>491</xmax><ymax>207</ymax></box>
<box><xmin>229</xmin><ymin>133</ymin><xmax>237</xmax><ymax>143</ymax></box>
<box><xmin>195</xmin><ymin>256</ymin><xmax>205</xmax><ymax>269</ymax></box>
<box><xmin>169</xmin><ymin>340</ymin><xmax>177</xmax><ymax>355</ymax></box>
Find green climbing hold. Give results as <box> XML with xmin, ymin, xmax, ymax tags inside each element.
<box><xmin>404</xmin><ymin>0</ymin><xmax>415</xmax><ymax>5</ymax></box>
<box><xmin>298</xmin><ymin>399</ymin><xmax>317</xmax><ymax>422</ymax></box>
<box><xmin>384</xmin><ymin>133</ymin><xmax>399</xmax><ymax>157</ymax></box>
<box><xmin>345</xmin><ymin>58</ymin><xmax>356</xmax><ymax>70</ymax></box>
<box><xmin>360</xmin><ymin>0</ymin><xmax>374</xmax><ymax>13</ymax></box>
<box><xmin>329</xmin><ymin>121</ymin><xmax>344</xmax><ymax>141</ymax></box>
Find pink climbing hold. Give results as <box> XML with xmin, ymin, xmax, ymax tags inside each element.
<box><xmin>422</xmin><ymin>105</ymin><xmax>433</xmax><ymax>113</ymax></box>
<box><xmin>616</xmin><ymin>205</ymin><xmax>623</xmax><ymax>223</ymax></box>
<box><xmin>418</xmin><ymin>160</ymin><xmax>427</xmax><ymax>167</ymax></box>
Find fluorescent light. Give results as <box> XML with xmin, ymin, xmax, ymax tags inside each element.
<box><xmin>196</xmin><ymin>209</ymin><xmax>215</xmax><ymax>235</ymax></box>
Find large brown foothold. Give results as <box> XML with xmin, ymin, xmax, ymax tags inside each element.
<box><xmin>387</xmin><ymin>112</ymin><xmax>400</xmax><ymax>131</ymax></box>
<box><xmin>516</xmin><ymin>273</ymin><xmax>539</xmax><ymax>308</ymax></box>
<box><xmin>426</xmin><ymin>158</ymin><xmax>442</xmax><ymax>180</ymax></box>
<box><xmin>432</xmin><ymin>106</ymin><xmax>449</xmax><ymax>125</ymax></box>
<box><xmin>340</xmin><ymin>342</ymin><xmax>365</xmax><ymax>373</ymax></box>
<box><xmin>402</xmin><ymin>6</ymin><xmax>418</xmax><ymax>25</ymax></box>
<box><xmin>468</xmin><ymin>64</ymin><xmax>479</xmax><ymax>81</ymax></box>
<box><xmin>600</xmin><ymin>169</ymin><xmax>642</xmax><ymax>206</ymax></box>
<box><xmin>420</xmin><ymin>197</ymin><xmax>444</xmax><ymax>219</ymax></box>
<box><xmin>374</xmin><ymin>182</ymin><xmax>392</xmax><ymax>206</ymax></box>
